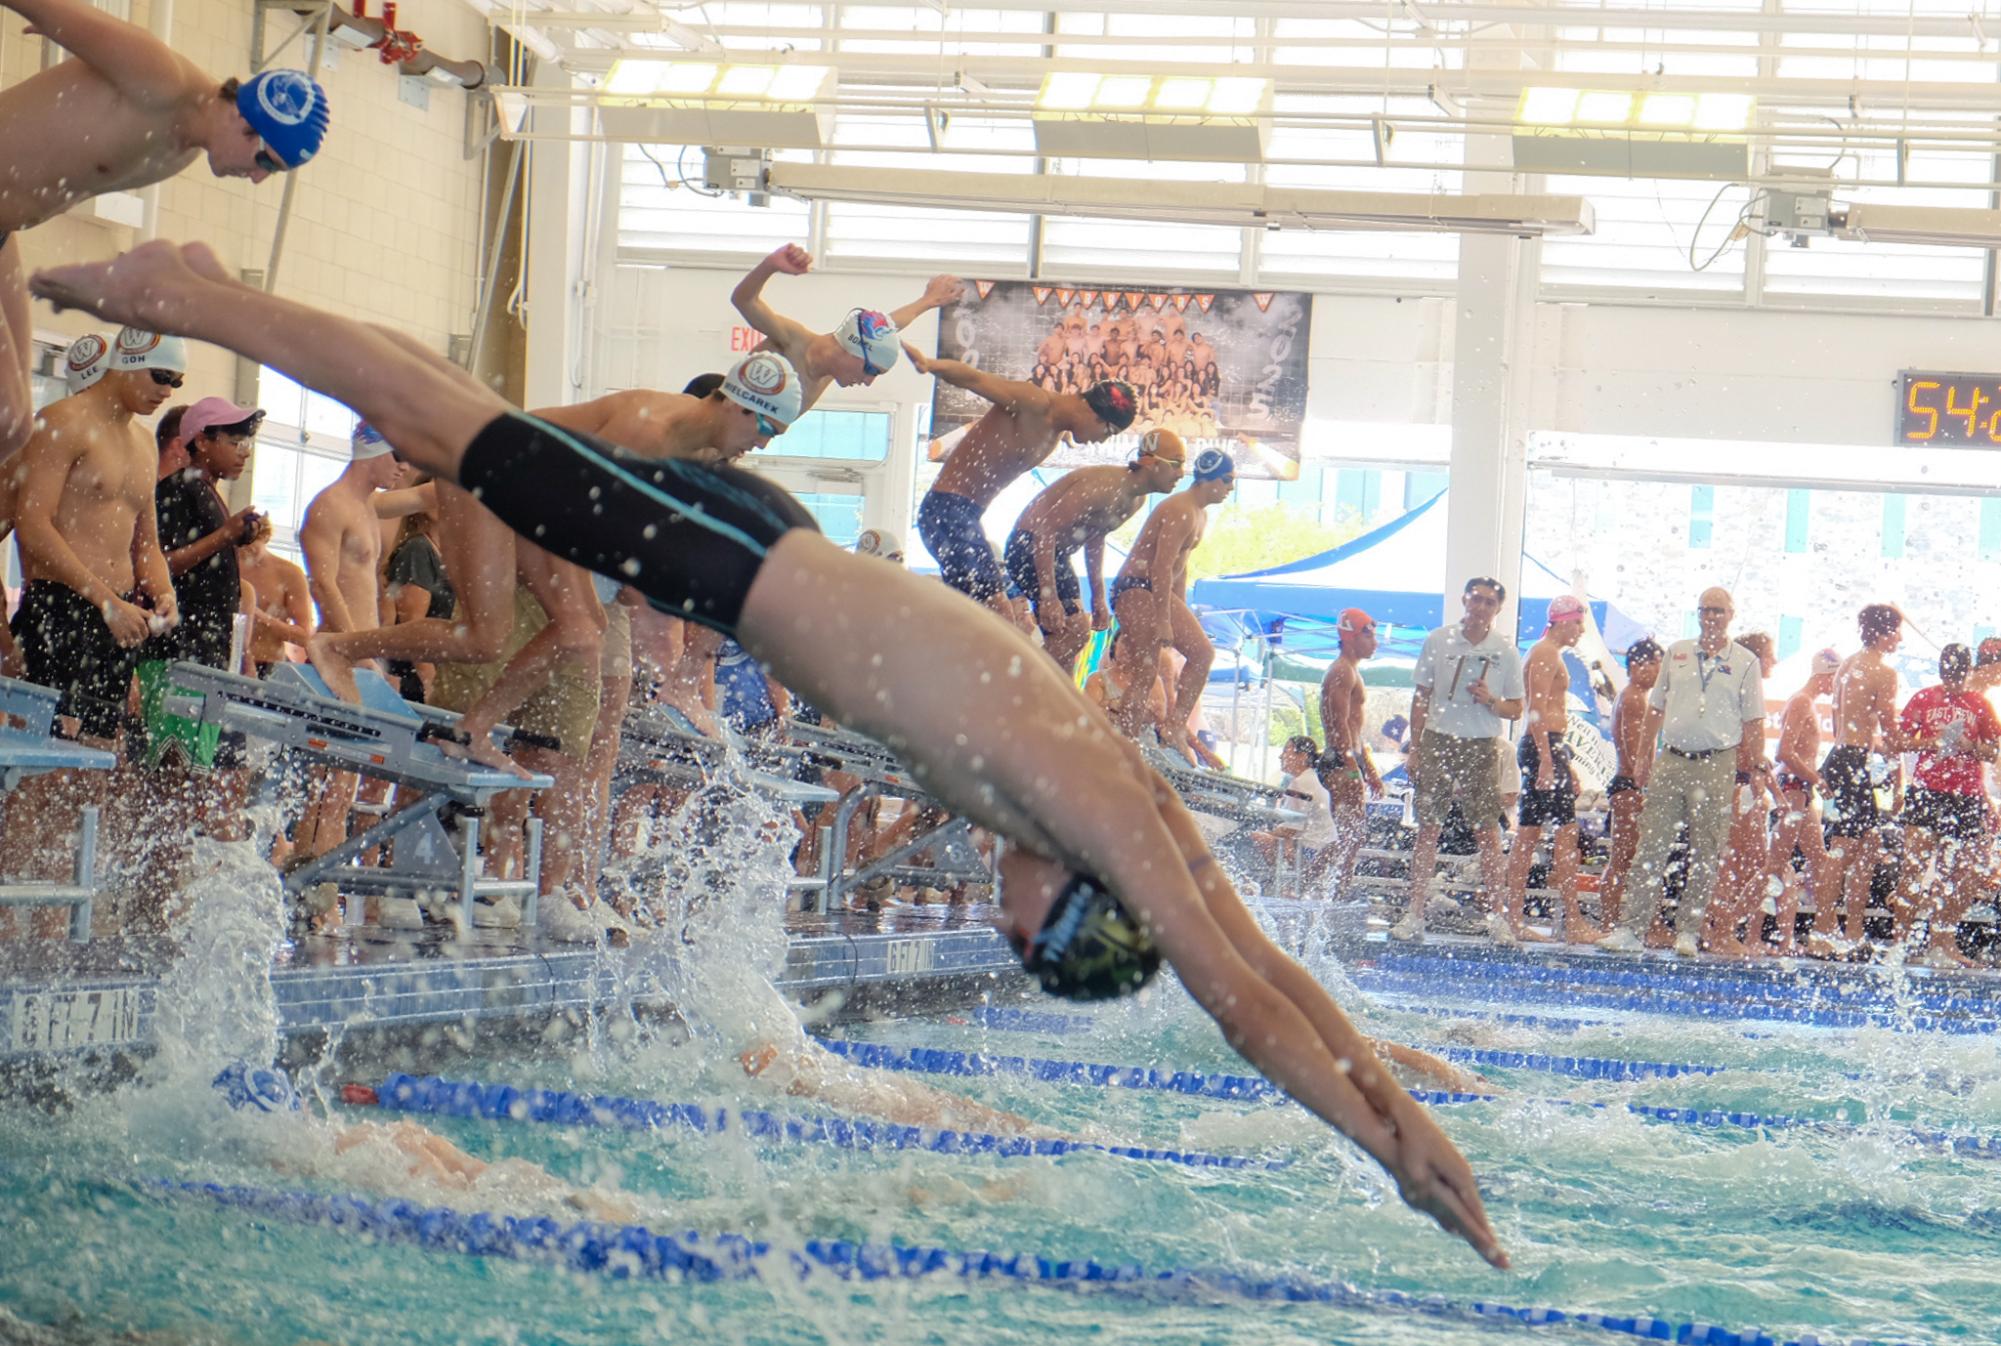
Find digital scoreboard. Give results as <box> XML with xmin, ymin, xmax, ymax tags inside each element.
<box><xmin>1897</xmin><ymin>371</ymin><xmax>2001</xmax><ymax>446</ymax></box>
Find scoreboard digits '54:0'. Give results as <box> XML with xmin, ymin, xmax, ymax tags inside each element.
<box><xmin>1898</xmin><ymin>371</ymin><xmax>2001</xmax><ymax>446</ymax></box>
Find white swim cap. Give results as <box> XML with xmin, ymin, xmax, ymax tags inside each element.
<box><xmin>112</xmin><ymin>327</ymin><xmax>189</xmax><ymax>374</ymax></box>
<box><xmin>855</xmin><ymin>527</ymin><xmax>902</xmax><ymax>560</ymax></box>
<box><xmin>1811</xmin><ymin>647</ymin><xmax>1842</xmax><ymax>676</ymax></box>
<box><xmin>835</xmin><ymin>308</ymin><xmax>900</xmax><ymax>377</ymax></box>
<box><xmin>350</xmin><ymin>421</ymin><xmax>392</xmax><ymax>460</ymax></box>
<box><xmin>63</xmin><ymin>334</ymin><xmax>110</xmax><ymax>394</ymax></box>
<box><xmin>721</xmin><ymin>351</ymin><xmax>803</xmax><ymax>428</ymax></box>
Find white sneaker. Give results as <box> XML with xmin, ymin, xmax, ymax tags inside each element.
<box><xmin>1674</xmin><ymin>932</ymin><xmax>1700</xmax><ymax>958</ymax></box>
<box><xmin>1596</xmin><ymin>928</ymin><xmax>1644</xmax><ymax>953</ymax></box>
<box><xmin>472</xmin><ymin>895</ymin><xmax>522</xmax><ymax>929</ymax></box>
<box><xmin>1484</xmin><ymin>913</ymin><xmax>1519</xmax><ymax>948</ymax></box>
<box><xmin>538</xmin><ymin>898</ymin><xmax>603</xmax><ymax>944</ymax></box>
<box><xmin>375</xmin><ymin>897</ymin><xmax>424</xmax><ymax>930</ymax></box>
<box><xmin>1388</xmin><ymin>912</ymin><xmax>1425</xmax><ymax>943</ymax></box>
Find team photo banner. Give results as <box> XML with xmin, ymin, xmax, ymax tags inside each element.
<box><xmin>927</xmin><ymin>281</ymin><xmax>1313</xmax><ymax>481</ymax></box>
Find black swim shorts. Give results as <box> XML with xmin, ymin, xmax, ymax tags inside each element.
<box><xmin>11</xmin><ymin>580</ymin><xmax>142</xmax><ymax>740</ymax></box>
<box><xmin>1516</xmin><ymin>734</ymin><xmax>1578</xmax><ymax>829</ymax></box>
<box><xmin>457</xmin><ymin>410</ymin><xmax>818</xmax><ymax>638</ymax></box>
<box><xmin>915</xmin><ymin>489</ymin><xmax>1005</xmax><ymax>604</ymax></box>
<box><xmin>1904</xmin><ymin>786</ymin><xmax>1989</xmax><ymax>842</ymax></box>
<box><xmin>1820</xmin><ymin>744</ymin><xmax>1880</xmax><ymax>838</ymax></box>
<box><xmin>1003</xmin><ymin>528</ymin><xmax>1080</xmax><ymax>618</ymax></box>
<box><xmin>1109</xmin><ymin>575</ymin><xmax>1154</xmax><ymax>606</ymax></box>
<box><xmin>1607</xmin><ymin>773</ymin><xmax>1639</xmax><ymax>797</ymax></box>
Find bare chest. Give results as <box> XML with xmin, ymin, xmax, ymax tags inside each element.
<box><xmin>0</xmin><ymin>69</ymin><xmax>199</xmax><ymax>229</ymax></box>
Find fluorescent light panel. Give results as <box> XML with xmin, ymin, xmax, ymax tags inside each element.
<box><xmin>598</xmin><ymin>59</ymin><xmax>834</xmax><ymax>149</ymax></box>
<box><xmin>1032</xmin><ymin>72</ymin><xmax>1272</xmax><ymax>163</ymax></box>
<box><xmin>1511</xmin><ymin>86</ymin><xmax>1754</xmax><ymax>180</ymax></box>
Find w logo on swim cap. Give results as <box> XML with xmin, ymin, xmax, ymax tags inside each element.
<box><xmin>116</xmin><ymin>328</ymin><xmax>162</xmax><ymax>357</ymax></box>
<box><xmin>739</xmin><ymin>352</ymin><xmax>790</xmax><ymax>397</ymax></box>
<box><xmin>257</xmin><ymin>69</ymin><xmax>319</xmax><ymax>125</ymax></box>
<box><xmin>66</xmin><ymin>334</ymin><xmax>107</xmax><ymax>372</ymax></box>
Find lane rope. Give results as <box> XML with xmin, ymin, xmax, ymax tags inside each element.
<box><xmin>145</xmin><ymin>1175</ymin><xmax>1915</xmax><ymax>1346</ymax></box>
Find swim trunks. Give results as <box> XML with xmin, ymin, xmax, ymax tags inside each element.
<box><xmin>456</xmin><ymin>410</ymin><xmax>817</xmax><ymax>637</ymax></box>
<box><xmin>1607</xmin><ymin>773</ymin><xmax>1639</xmax><ymax>797</ymax></box>
<box><xmin>10</xmin><ymin>580</ymin><xmax>141</xmax><ymax>740</ymax></box>
<box><xmin>1904</xmin><ymin>785</ymin><xmax>1988</xmax><ymax>841</ymax></box>
<box><xmin>135</xmin><ymin>659</ymin><xmax>242</xmax><ymax>770</ymax></box>
<box><xmin>432</xmin><ymin>585</ymin><xmax>601</xmax><ymax>758</ymax></box>
<box><xmin>1109</xmin><ymin>574</ymin><xmax>1154</xmax><ymax>606</ymax></box>
<box><xmin>1516</xmin><ymin>734</ymin><xmax>1578</xmax><ymax>829</ymax></box>
<box><xmin>1819</xmin><ymin>744</ymin><xmax>1879</xmax><ymax>838</ymax></box>
<box><xmin>1003</xmin><ymin>528</ymin><xmax>1080</xmax><ymax>618</ymax></box>
<box><xmin>915</xmin><ymin>489</ymin><xmax>1005</xmax><ymax>604</ymax></box>
<box><xmin>1774</xmin><ymin>770</ymin><xmax>1813</xmax><ymax>796</ymax></box>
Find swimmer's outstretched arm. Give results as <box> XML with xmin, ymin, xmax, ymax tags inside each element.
<box><xmin>902</xmin><ymin>342</ymin><xmax>1050</xmax><ymax>417</ymax></box>
<box><xmin>6</xmin><ymin>0</ymin><xmax>193</xmax><ymax>101</ymax></box>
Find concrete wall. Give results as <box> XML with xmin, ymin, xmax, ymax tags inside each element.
<box><xmin>3</xmin><ymin>0</ymin><xmax>490</xmax><ymax>398</ymax></box>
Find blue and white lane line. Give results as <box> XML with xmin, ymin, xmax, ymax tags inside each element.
<box><xmin>146</xmin><ymin>1176</ymin><xmax>1917</xmax><ymax>1346</ymax></box>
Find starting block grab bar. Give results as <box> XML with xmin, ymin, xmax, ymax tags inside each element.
<box><xmin>0</xmin><ymin>676</ymin><xmax>113</xmax><ymax>940</ymax></box>
<box><xmin>159</xmin><ymin>661</ymin><xmax>552</xmax><ymax>927</ymax></box>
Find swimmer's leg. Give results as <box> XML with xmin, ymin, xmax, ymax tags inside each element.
<box><xmin>0</xmin><ymin>235</ymin><xmax>33</xmax><ymax>459</ymax></box>
<box><xmin>455</xmin><ymin>550</ymin><xmax>604</xmax><ymax>771</ymax></box>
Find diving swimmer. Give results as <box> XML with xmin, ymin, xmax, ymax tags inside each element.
<box><xmin>32</xmin><ymin>240</ymin><xmax>1508</xmax><ymax>1270</ymax></box>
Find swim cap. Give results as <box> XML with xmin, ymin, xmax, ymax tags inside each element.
<box><xmin>1546</xmin><ymin>594</ymin><xmax>1588</xmax><ymax>625</ymax></box>
<box><xmin>1810</xmin><ymin>647</ymin><xmax>1842</xmax><ymax>676</ymax></box>
<box><xmin>237</xmin><ymin>69</ymin><xmax>331</xmax><ymax>170</ymax></box>
<box><xmin>1129</xmin><ymin>427</ymin><xmax>1185</xmax><ymax>467</ymax></box>
<box><xmin>1192</xmin><ymin>449</ymin><xmax>1235</xmax><ymax>484</ymax></box>
<box><xmin>1978</xmin><ymin>638</ymin><xmax>2001</xmax><ymax>667</ymax></box>
<box><xmin>63</xmin><ymin>334</ymin><xmax>110</xmax><ymax>394</ymax></box>
<box><xmin>1022</xmin><ymin>874</ymin><xmax>1160</xmax><ymax>1002</ymax></box>
<box><xmin>835</xmin><ymin>309</ymin><xmax>899</xmax><ymax>376</ymax></box>
<box><xmin>112</xmin><ymin>328</ymin><xmax>188</xmax><ymax>374</ymax></box>
<box><xmin>855</xmin><ymin>527</ymin><xmax>902</xmax><ymax>560</ymax></box>
<box><xmin>350</xmin><ymin>421</ymin><xmax>392</xmax><ymax>460</ymax></box>
<box><xmin>212</xmin><ymin>1061</ymin><xmax>302</xmax><ymax>1113</ymax></box>
<box><xmin>1081</xmin><ymin>380</ymin><xmax>1137</xmax><ymax>432</ymax></box>
<box><xmin>721</xmin><ymin>351</ymin><xmax>803</xmax><ymax>428</ymax></box>
<box><xmin>1337</xmin><ymin>607</ymin><xmax>1376</xmax><ymax>635</ymax></box>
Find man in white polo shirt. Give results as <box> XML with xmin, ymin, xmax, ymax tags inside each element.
<box><xmin>1389</xmin><ymin>576</ymin><xmax>1526</xmax><ymax>945</ymax></box>
<box><xmin>1597</xmin><ymin>586</ymin><xmax>1767</xmax><ymax>958</ymax></box>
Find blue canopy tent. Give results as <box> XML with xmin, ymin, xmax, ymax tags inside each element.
<box><xmin>1190</xmin><ymin>489</ymin><xmax>1651</xmax><ymax>658</ymax></box>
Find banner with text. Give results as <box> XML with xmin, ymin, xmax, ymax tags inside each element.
<box><xmin>927</xmin><ymin>281</ymin><xmax>1312</xmax><ymax>480</ymax></box>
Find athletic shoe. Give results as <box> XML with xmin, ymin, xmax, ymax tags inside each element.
<box><xmin>1595</xmin><ymin>929</ymin><xmax>1644</xmax><ymax>953</ymax></box>
<box><xmin>1673</xmin><ymin>932</ymin><xmax>1700</xmax><ymax>958</ymax></box>
<box><xmin>472</xmin><ymin>895</ymin><xmax>521</xmax><ymax>929</ymax></box>
<box><xmin>375</xmin><ymin>897</ymin><xmax>424</xmax><ymax>930</ymax></box>
<box><xmin>1484</xmin><ymin>913</ymin><xmax>1519</xmax><ymax>948</ymax></box>
<box><xmin>1387</xmin><ymin>912</ymin><xmax>1425</xmax><ymax>943</ymax></box>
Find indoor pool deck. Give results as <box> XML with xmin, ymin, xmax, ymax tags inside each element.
<box><xmin>4</xmin><ymin>899</ymin><xmax>2000</xmax><ymax>1072</ymax></box>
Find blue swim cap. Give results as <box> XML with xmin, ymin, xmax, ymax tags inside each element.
<box><xmin>1192</xmin><ymin>449</ymin><xmax>1235</xmax><ymax>483</ymax></box>
<box><xmin>237</xmin><ymin>70</ymin><xmax>331</xmax><ymax>170</ymax></box>
<box><xmin>213</xmin><ymin>1061</ymin><xmax>302</xmax><ymax>1113</ymax></box>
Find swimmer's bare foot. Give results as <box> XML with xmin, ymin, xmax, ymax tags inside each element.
<box><xmin>29</xmin><ymin>239</ymin><xmax>225</xmax><ymax>328</ymax></box>
<box><xmin>1918</xmin><ymin>940</ymin><xmax>1980</xmax><ymax>969</ymax></box>
<box><xmin>307</xmin><ymin>633</ymin><xmax>362</xmax><ymax>703</ymax></box>
<box><xmin>1566</xmin><ymin>919</ymin><xmax>1608</xmax><ymax>945</ymax></box>
<box><xmin>1515</xmin><ymin>923</ymin><xmax>1554</xmax><ymax>944</ymax></box>
<box><xmin>441</xmin><ymin>716</ymin><xmax>536</xmax><ymax>780</ymax></box>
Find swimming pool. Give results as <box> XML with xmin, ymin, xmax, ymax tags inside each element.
<box><xmin>3</xmin><ymin>940</ymin><xmax>1997</xmax><ymax>1346</ymax></box>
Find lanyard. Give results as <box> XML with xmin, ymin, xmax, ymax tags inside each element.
<box><xmin>1692</xmin><ymin>649</ymin><xmax>1726</xmax><ymax>703</ymax></box>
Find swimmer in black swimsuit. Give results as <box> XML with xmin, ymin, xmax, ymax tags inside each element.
<box><xmin>35</xmin><ymin>240</ymin><xmax>1507</xmax><ymax>1270</ymax></box>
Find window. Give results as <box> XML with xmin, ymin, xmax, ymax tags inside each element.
<box><xmin>1779</xmin><ymin>615</ymin><xmax>1803</xmax><ymax>659</ymax></box>
<box><xmin>251</xmin><ymin>367</ymin><xmax>360</xmax><ymax>556</ymax></box>
<box><xmin>1980</xmin><ymin>499</ymin><xmax>2001</xmax><ymax>561</ymax></box>
<box><xmin>1684</xmin><ymin>610</ymin><xmax>1700</xmax><ymax>638</ymax></box>
<box><xmin>1404</xmin><ymin>470</ymin><xmax>1448</xmax><ymax>510</ymax></box>
<box><xmin>1689</xmin><ymin>485</ymin><xmax>1715</xmax><ymax>549</ymax></box>
<box><xmin>617</xmin><ymin>143</ymin><xmax>812</xmax><ymax>257</ymax></box>
<box><xmin>1785</xmin><ymin>490</ymin><xmax>1811</xmax><ymax>554</ymax></box>
<box><xmin>822</xmin><ymin>109</ymin><xmax>1034</xmax><ymax>268</ymax></box>
<box><xmin>1540</xmin><ymin>177</ymin><xmax>1751</xmax><ymax>292</ymax></box>
<box><xmin>1039</xmin><ymin>158</ymin><xmax>1246</xmax><ymax>276</ymax></box>
<box><xmin>766</xmin><ymin>409</ymin><xmax>892</xmax><ymax>463</ymax></box>
<box><xmin>1332</xmin><ymin>468</ymin><xmax>1380</xmax><ymax>522</ymax></box>
<box><xmin>1277</xmin><ymin>464</ymin><xmax>1324</xmax><ymax>513</ymax></box>
<box><xmin>792</xmin><ymin>492</ymin><xmax>865</xmax><ymax>547</ymax></box>
<box><xmin>1881</xmin><ymin>494</ymin><xmax>1907</xmax><ymax>558</ymax></box>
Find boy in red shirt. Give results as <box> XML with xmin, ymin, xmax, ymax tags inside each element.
<box><xmin>1896</xmin><ymin>643</ymin><xmax>1999</xmax><ymax>967</ymax></box>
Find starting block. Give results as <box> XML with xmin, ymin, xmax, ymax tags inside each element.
<box><xmin>617</xmin><ymin>704</ymin><xmax>836</xmax><ymax>902</ymax></box>
<box><xmin>0</xmin><ymin>676</ymin><xmax>115</xmax><ymax>940</ymax></box>
<box><xmin>161</xmin><ymin>661</ymin><xmax>552</xmax><ymax>930</ymax></box>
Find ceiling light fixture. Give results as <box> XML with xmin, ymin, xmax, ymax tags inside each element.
<box><xmin>597</xmin><ymin>59</ymin><xmax>834</xmax><ymax>149</ymax></box>
<box><xmin>1031</xmin><ymin>72</ymin><xmax>1273</xmax><ymax>163</ymax></box>
<box><xmin>1512</xmin><ymin>86</ymin><xmax>1754</xmax><ymax>179</ymax></box>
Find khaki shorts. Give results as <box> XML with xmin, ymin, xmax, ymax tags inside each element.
<box><xmin>1412</xmin><ymin>729</ymin><xmax>1503</xmax><ymax>828</ymax></box>
<box><xmin>603</xmin><ymin>601</ymin><xmax>633</xmax><ymax>686</ymax></box>
<box><xmin>432</xmin><ymin>586</ymin><xmax>602</xmax><ymax>757</ymax></box>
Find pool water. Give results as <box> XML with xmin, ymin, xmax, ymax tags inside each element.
<box><xmin>3</xmin><ymin>963</ymin><xmax>1998</xmax><ymax>1346</ymax></box>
